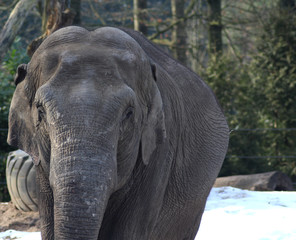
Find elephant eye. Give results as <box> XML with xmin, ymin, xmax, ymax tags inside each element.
<box><xmin>36</xmin><ymin>103</ymin><xmax>46</xmax><ymax>123</ymax></box>
<box><xmin>122</xmin><ymin>106</ymin><xmax>134</xmax><ymax>122</ymax></box>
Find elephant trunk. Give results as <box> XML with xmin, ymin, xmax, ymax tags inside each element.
<box><xmin>51</xmin><ymin>140</ymin><xmax>117</xmax><ymax>240</ymax></box>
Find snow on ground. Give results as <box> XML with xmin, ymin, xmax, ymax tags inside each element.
<box><xmin>1</xmin><ymin>187</ymin><xmax>295</xmax><ymax>240</ymax></box>
<box><xmin>196</xmin><ymin>187</ymin><xmax>296</xmax><ymax>240</ymax></box>
<box><xmin>0</xmin><ymin>230</ymin><xmax>41</xmax><ymax>240</ymax></box>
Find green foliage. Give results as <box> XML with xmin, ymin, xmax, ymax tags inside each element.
<box><xmin>202</xmin><ymin>5</ymin><xmax>296</xmax><ymax>180</ymax></box>
<box><xmin>253</xmin><ymin>12</ymin><xmax>296</xmax><ymax>127</ymax></box>
<box><xmin>0</xmin><ymin>37</ymin><xmax>29</xmax><ymax>201</ymax></box>
<box><xmin>251</xmin><ymin>8</ymin><xmax>296</xmax><ymax>178</ymax></box>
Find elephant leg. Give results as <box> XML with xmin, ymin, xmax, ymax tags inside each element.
<box><xmin>36</xmin><ymin>167</ymin><xmax>54</xmax><ymax>240</ymax></box>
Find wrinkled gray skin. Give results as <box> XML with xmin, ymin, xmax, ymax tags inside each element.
<box><xmin>8</xmin><ymin>26</ymin><xmax>229</xmax><ymax>240</ymax></box>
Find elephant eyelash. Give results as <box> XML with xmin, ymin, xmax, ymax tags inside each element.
<box><xmin>125</xmin><ymin>108</ymin><xmax>134</xmax><ymax>119</ymax></box>
<box><xmin>122</xmin><ymin>106</ymin><xmax>134</xmax><ymax>122</ymax></box>
<box><xmin>35</xmin><ymin>102</ymin><xmax>46</xmax><ymax>126</ymax></box>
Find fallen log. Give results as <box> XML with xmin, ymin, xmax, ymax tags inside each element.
<box><xmin>214</xmin><ymin>171</ymin><xmax>294</xmax><ymax>191</ymax></box>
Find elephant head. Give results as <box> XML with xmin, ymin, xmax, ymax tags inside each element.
<box><xmin>8</xmin><ymin>26</ymin><xmax>166</xmax><ymax>239</ymax></box>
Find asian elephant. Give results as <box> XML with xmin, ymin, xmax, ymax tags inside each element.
<box><xmin>7</xmin><ymin>26</ymin><xmax>229</xmax><ymax>240</ymax></box>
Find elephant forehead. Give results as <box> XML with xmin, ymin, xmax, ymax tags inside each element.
<box><xmin>31</xmin><ymin>27</ymin><xmax>146</xmax><ymax>76</ymax></box>
<box><xmin>33</xmin><ymin>45</ymin><xmax>138</xmax><ymax>79</ymax></box>
<box><xmin>58</xmin><ymin>46</ymin><xmax>138</xmax><ymax>65</ymax></box>
<box><xmin>39</xmin><ymin>26</ymin><xmax>140</xmax><ymax>52</ymax></box>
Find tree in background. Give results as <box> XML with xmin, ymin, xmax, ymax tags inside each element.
<box><xmin>278</xmin><ymin>0</ymin><xmax>295</xmax><ymax>8</ymax></box>
<box><xmin>0</xmin><ymin>0</ymin><xmax>38</xmax><ymax>60</ymax></box>
<box><xmin>200</xmin><ymin>0</ymin><xmax>296</xmax><ymax>177</ymax></box>
<box><xmin>28</xmin><ymin>0</ymin><xmax>80</xmax><ymax>56</ymax></box>
<box><xmin>133</xmin><ymin>0</ymin><xmax>148</xmax><ymax>35</ymax></box>
<box><xmin>71</xmin><ymin>0</ymin><xmax>81</xmax><ymax>25</ymax></box>
<box><xmin>186</xmin><ymin>0</ymin><xmax>208</xmax><ymax>73</ymax></box>
<box><xmin>251</xmin><ymin>0</ymin><xmax>296</xmax><ymax>178</ymax></box>
<box><xmin>171</xmin><ymin>0</ymin><xmax>187</xmax><ymax>64</ymax></box>
<box><xmin>207</xmin><ymin>0</ymin><xmax>222</xmax><ymax>55</ymax></box>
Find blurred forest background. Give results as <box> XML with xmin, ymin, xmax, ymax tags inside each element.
<box><xmin>0</xmin><ymin>0</ymin><xmax>296</xmax><ymax>201</ymax></box>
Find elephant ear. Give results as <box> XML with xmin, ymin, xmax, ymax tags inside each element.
<box><xmin>7</xmin><ymin>64</ymin><xmax>40</xmax><ymax>165</ymax></box>
<box><xmin>141</xmin><ymin>61</ymin><xmax>166</xmax><ymax>165</ymax></box>
<box><xmin>14</xmin><ymin>64</ymin><xmax>27</xmax><ymax>86</ymax></box>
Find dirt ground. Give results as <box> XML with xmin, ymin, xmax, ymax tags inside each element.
<box><xmin>0</xmin><ymin>202</ymin><xmax>40</xmax><ymax>232</ymax></box>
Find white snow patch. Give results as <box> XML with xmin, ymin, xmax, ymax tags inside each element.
<box><xmin>0</xmin><ymin>230</ymin><xmax>41</xmax><ymax>240</ymax></box>
<box><xmin>196</xmin><ymin>187</ymin><xmax>296</xmax><ymax>240</ymax></box>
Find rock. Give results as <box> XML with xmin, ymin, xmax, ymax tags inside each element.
<box><xmin>214</xmin><ymin>171</ymin><xmax>294</xmax><ymax>191</ymax></box>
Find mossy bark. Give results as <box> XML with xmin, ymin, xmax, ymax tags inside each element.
<box><xmin>207</xmin><ymin>0</ymin><xmax>222</xmax><ymax>55</ymax></box>
<box><xmin>171</xmin><ymin>0</ymin><xmax>187</xmax><ymax>65</ymax></box>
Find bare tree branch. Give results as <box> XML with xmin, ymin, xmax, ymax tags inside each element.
<box><xmin>149</xmin><ymin>12</ymin><xmax>198</xmax><ymax>41</ymax></box>
<box><xmin>148</xmin><ymin>0</ymin><xmax>199</xmax><ymax>41</ymax></box>
<box><xmin>87</xmin><ymin>0</ymin><xmax>106</xmax><ymax>25</ymax></box>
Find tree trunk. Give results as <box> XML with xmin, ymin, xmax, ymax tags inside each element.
<box><xmin>171</xmin><ymin>0</ymin><xmax>187</xmax><ymax>64</ymax></box>
<box><xmin>187</xmin><ymin>0</ymin><xmax>208</xmax><ymax>73</ymax></box>
<box><xmin>278</xmin><ymin>0</ymin><xmax>296</xmax><ymax>8</ymax></box>
<box><xmin>71</xmin><ymin>0</ymin><xmax>81</xmax><ymax>25</ymax></box>
<box><xmin>207</xmin><ymin>0</ymin><xmax>222</xmax><ymax>55</ymax></box>
<box><xmin>0</xmin><ymin>0</ymin><xmax>38</xmax><ymax>61</ymax></box>
<box><xmin>133</xmin><ymin>0</ymin><xmax>148</xmax><ymax>35</ymax></box>
<box><xmin>42</xmin><ymin>0</ymin><xmax>52</xmax><ymax>33</ymax></box>
<box><xmin>214</xmin><ymin>171</ymin><xmax>294</xmax><ymax>191</ymax></box>
<box><xmin>27</xmin><ymin>0</ymin><xmax>76</xmax><ymax>57</ymax></box>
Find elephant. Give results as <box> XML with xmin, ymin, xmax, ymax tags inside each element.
<box><xmin>7</xmin><ymin>26</ymin><xmax>229</xmax><ymax>240</ymax></box>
